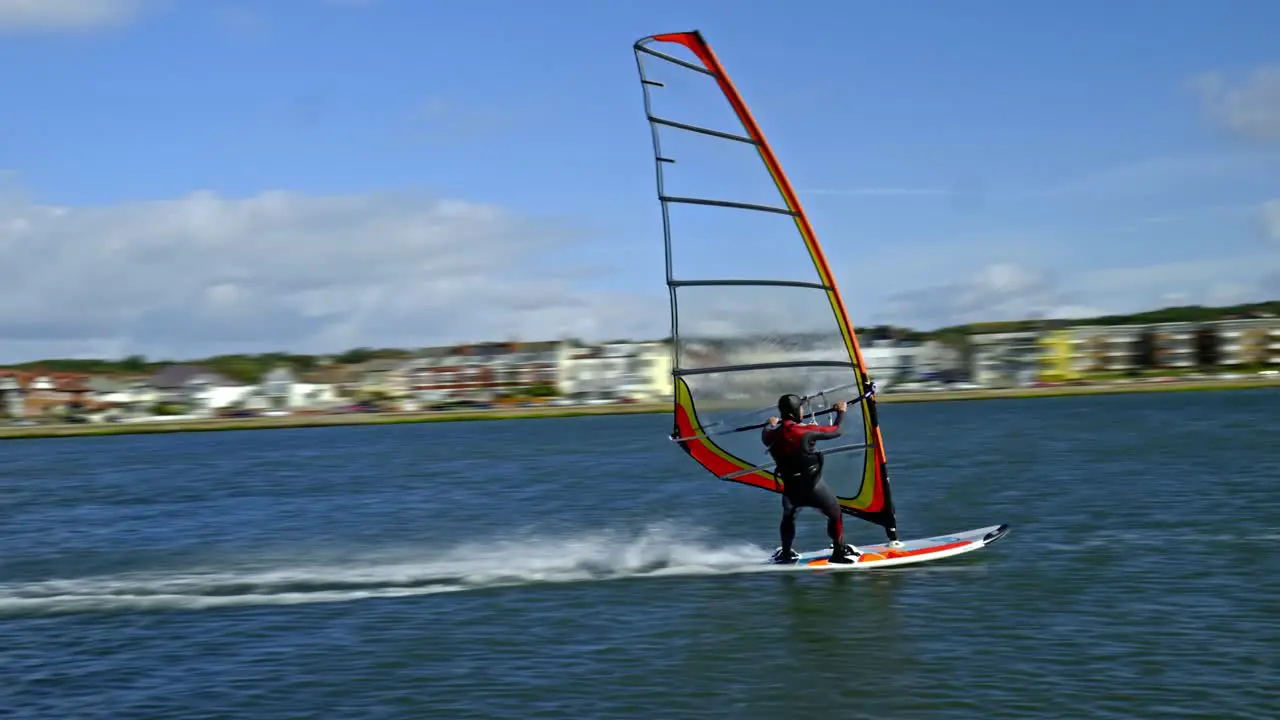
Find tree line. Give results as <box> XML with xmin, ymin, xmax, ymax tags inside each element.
<box><xmin>1</xmin><ymin>348</ymin><xmax>414</xmax><ymax>384</ymax></box>
<box><xmin>931</xmin><ymin>300</ymin><xmax>1280</xmax><ymax>337</ymax></box>
<box><xmin>4</xmin><ymin>300</ymin><xmax>1276</xmax><ymax>382</ymax></box>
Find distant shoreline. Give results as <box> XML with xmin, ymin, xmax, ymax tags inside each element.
<box><xmin>2</xmin><ymin>377</ymin><xmax>1277</xmax><ymax>440</ymax></box>
<box><xmin>882</xmin><ymin>376</ymin><xmax>1280</xmax><ymax>404</ymax></box>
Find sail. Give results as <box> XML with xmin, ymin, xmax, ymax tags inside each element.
<box><xmin>632</xmin><ymin>30</ymin><xmax>898</xmax><ymax>540</ymax></box>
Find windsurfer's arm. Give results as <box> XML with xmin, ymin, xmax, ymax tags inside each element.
<box><xmin>761</xmin><ymin>417</ymin><xmax>780</xmax><ymax>446</ymax></box>
<box><xmin>800</xmin><ymin>402</ymin><xmax>847</xmax><ymax>446</ymax></box>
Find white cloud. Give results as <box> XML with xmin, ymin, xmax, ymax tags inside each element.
<box><xmin>0</xmin><ymin>183</ymin><xmax>667</xmax><ymax>363</ymax></box>
<box><xmin>882</xmin><ymin>262</ymin><xmax>1102</xmax><ymax>329</ymax></box>
<box><xmin>2</xmin><ymin>178</ymin><xmax>1272</xmax><ymax>363</ymax></box>
<box><xmin>1189</xmin><ymin>65</ymin><xmax>1280</xmax><ymax>143</ymax></box>
<box><xmin>882</xmin><ymin>254</ymin><xmax>1280</xmax><ymax>330</ymax></box>
<box><xmin>0</xmin><ymin>0</ymin><xmax>142</xmax><ymax>32</ymax></box>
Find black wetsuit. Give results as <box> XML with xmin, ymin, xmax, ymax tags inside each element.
<box><xmin>761</xmin><ymin>409</ymin><xmax>847</xmax><ymax>555</ymax></box>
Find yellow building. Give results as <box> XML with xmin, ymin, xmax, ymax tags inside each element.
<box><xmin>641</xmin><ymin>341</ymin><xmax>675</xmax><ymax>399</ymax></box>
<box><xmin>1036</xmin><ymin>330</ymin><xmax>1082</xmax><ymax>382</ymax></box>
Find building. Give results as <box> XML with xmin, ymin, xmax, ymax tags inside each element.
<box><xmin>353</xmin><ymin>359</ymin><xmax>411</xmax><ymax>398</ymax></box>
<box><xmin>249</xmin><ymin>366</ymin><xmax>342</xmax><ymax>411</ymax></box>
<box><xmin>86</xmin><ymin>376</ymin><xmax>157</xmax><ymax>419</ymax></box>
<box><xmin>149</xmin><ymin>365</ymin><xmax>247</xmax><ymax>414</ymax></box>
<box><xmin>886</xmin><ymin>339</ymin><xmax>965</xmax><ymax>383</ymax></box>
<box><xmin>861</xmin><ymin>342</ymin><xmax>906</xmax><ymax>388</ymax></box>
<box><xmin>408</xmin><ymin>341</ymin><xmax>567</xmax><ymax>403</ymax></box>
<box><xmin>1150</xmin><ymin>323</ymin><xmax>1198</xmax><ymax>369</ymax></box>
<box><xmin>1098</xmin><ymin>325</ymin><xmax>1139</xmax><ymax>373</ymax></box>
<box><xmin>0</xmin><ymin>372</ymin><xmax>23</xmax><ymax>417</ymax></box>
<box><xmin>968</xmin><ymin>331</ymin><xmax>1042</xmax><ymax>387</ymax></box>
<box><xmin>1002</xmin><ymin>315</ymin><xmax>1280</xmax><ymax>376</ymax></box>
<box><xmin>1036</xmin><ymin>329</ymin><xmax>1082</xmax><ymax>382</ymax></box>
<box><xmin>559</xmin><ymin>341</ymin><xmax>673</xmax><ymax>401</ymax></box>
<box><xmin>1213</xmin><ymin>317</ymin><xmax>1279</xmax><ymax>366</ymax></box>
<box><xmin>0</xmin><ymin>370</ymin><xmax>92</xmax><ymax>418</ymax></box>
<box><xmin>1073</xmin><ymin>318</ymin><xmax>1280</xmax><ymax>372</ymax></box>
<box><xmin>637</xmin><ymin>342</ymin><xmax>676</xmax><ymax>399</ymax></box>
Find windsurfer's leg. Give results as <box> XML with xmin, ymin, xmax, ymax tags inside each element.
<box><xmin>812</xmin><ymin>482</ymin><xmax>857</xmax><ymax>562</ymax></box>
<box><xmin>812</xmin><ymin>483</ymin><xmax>844</xmax><ymax>547</ymax></box>
<box><xmin>779</xmin><ymin>493</ymin><xmax>798</xmax><ymax>552</ymax></box>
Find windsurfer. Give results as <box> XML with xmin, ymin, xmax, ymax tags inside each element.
<box><xmin>762</xmin><ymin>394</ymin><xmax>860</xmax><ymax>564</ymax></box>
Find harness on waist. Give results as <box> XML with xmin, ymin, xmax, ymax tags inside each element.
<box><xmin>768</xmin><ymin>419</ymin><xmax>824</xmax><ymax>485</ymax></box>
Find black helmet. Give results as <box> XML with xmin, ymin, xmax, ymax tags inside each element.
<box><xmin>777</xmin><ymin>393</ymin><xmax>804</xmax><ymax>422</ymax></box>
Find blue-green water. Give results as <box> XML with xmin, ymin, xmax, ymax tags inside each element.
<box><xmin>2</xmin><ymin>390</ymin><xmax>1277</xmax><ymax>719</ymax></box>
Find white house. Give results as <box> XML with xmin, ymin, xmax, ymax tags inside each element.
<box><xmin>85</xmin><ymin>377</ymin><xmax>159</xmax><ymax>418</ymax></box>
<box><xmin>149</xmin><ymin>365</ymin><xmax>250</xmax><ymax>415</ymax></box>
<box><xmin>634</xmin><ymin>341</ymin><xmax>674</xmax><ymax>400</ymax></box>
<box><xmin>0</xmin><ymin>373</ymin><xmax>22</xmax><ymax>417</ymax></box>
<box><xmin>860</xmin><ymin>341</ymin><xmax>907</xmax><ymax>389</ymax></box>
<box><xmin>248</xmin><ymin>366</ymin><xmax>341</xmax><ymax>411</ymax></box>
<box><xmin>968</xmin><ymin>331</ymin><xmax>1042</xmax><ymax>387</ymax></box>
<box><xmin>558</xmin><ymin>341</ymin><xmax>674</xmax><ymax>401</ymax></box>
<box><xmin>876</xmin><ymin>339</ymin><xmax>964</xmax><ymax>384</ymax></box>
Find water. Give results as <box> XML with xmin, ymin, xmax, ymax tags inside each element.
<box><xmin>2</xmin><ymin>390</ymin><xmax>1277</xmax><ymax>719</ymax></box>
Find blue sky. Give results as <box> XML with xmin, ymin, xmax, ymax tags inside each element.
<box><xmin>0</xmin><ymin>0</ymin><xmax>1278</xmax><ymax>361</ymax></box>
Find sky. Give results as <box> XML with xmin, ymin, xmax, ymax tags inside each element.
<box><xmin>0</xmin><ymin>0</ymin><xmax>1278</xmax><ymax>363</ymax></box>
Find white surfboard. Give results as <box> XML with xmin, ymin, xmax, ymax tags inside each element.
<box><xmin>770</xmin><ymin>523</ymin><xmax>1011</xmax><ymax>570</ymax></box>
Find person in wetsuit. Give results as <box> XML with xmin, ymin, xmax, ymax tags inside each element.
<box><xmin>761</xmin><ymin>393</ymin><xmax>860</xmax><ymax>564</ymax></box>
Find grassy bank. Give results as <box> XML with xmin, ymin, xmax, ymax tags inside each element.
<box><xmin>3</xmin><ymin>376</ymin><xmax>1277</xmax><ymax>441</ymax></box>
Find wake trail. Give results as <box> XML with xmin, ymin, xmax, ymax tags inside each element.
<box><xmin>0</xmin><ymin>523</ymin><xmax>777</xmax><ymax>618</ymax></box>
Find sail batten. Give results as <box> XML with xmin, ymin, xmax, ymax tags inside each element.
<box><xmin>648</xmin><ymin>116</ymin><xmax>758</xmax><ymax>145</ymax></box>
<box><xmin>659</xmin><ymin>195</ymin><xmax>798</xmax><ymax>216</ymax></box>
<box><xmin>670</xmin><ymin>279</ymin><xmax>831</xmax><ymax>290</ymax></box>
<box><xmin>634</xmin><ymin>30</ymin><xmax>899</xmax><ymax>541</ymax></box>
<box><xmin>635</xmin><ymin>44</ymin><xmax>716</xmax><ymax>76</ymax></box>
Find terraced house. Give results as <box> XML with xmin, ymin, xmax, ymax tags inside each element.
<box><xmin>352</xmin><ymin>359</ymin><xmax>410</xmax><ymax>398</ymax></box>
<box><xmin>559</xmin><ymin>341</ymin><xmax>673</xmax><ymax>401</ymax></box>
<box><xmin>149</xmin><ymin>365</ymin><xmax>246</xmax><ymax>415</ymax></box>
<box><xmin>408</xmin><ymin>341</ymin><xmax>565</xmax><ymax>403</ymax></box>
<box><xmin>972</xmin><ymin>314</ymin><xmax>1280</xmax><ymax>385</ymax></box>
<box><xmin>0</xmin><ymin>370</ymin><xmax>92</xmax><ymax>418</ymax></box>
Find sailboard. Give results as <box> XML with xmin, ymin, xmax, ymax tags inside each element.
<box><xmin>632</xmin><ymin>30</ymin><xmax>1009</xmax><ymax>569</ymax></box>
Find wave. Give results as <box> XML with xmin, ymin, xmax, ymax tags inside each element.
<box><xmin>0</xmin><ymin>523</ymin><xmax>773</xmax><ymax>618</ymax></box>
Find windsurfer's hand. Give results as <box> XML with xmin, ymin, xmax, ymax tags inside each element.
<box><xmin>833</xmin><ymin>401</ymin><xmax>847</xmax><ymax>412</ymax></box>
<box><xmin>767</xmin><ymin>416</ymin><xmax>779</xmax><ymax>426</ymax></box>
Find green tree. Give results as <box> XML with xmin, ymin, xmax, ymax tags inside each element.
<box><xmin>121</xmin><ymin>354</ymin><xmax>148</xmax><ymax>373</ymax></box>
<box><xmin>208</xmin><ymin>356</ymin><xmax>264</xmax><ymax>384</ymax></box>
